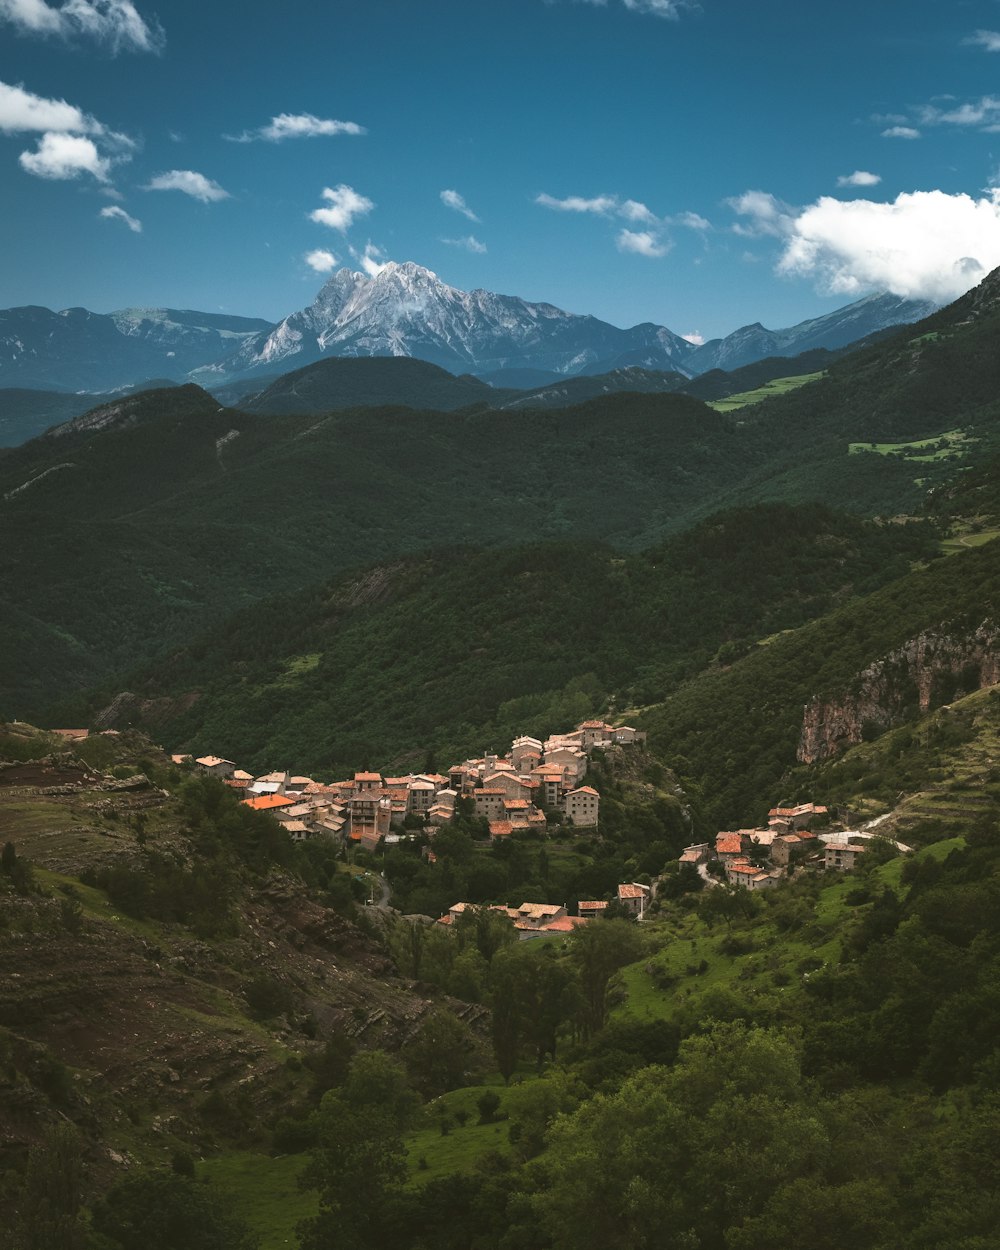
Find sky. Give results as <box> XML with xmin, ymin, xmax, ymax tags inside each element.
<box><xmin>5</xmin><ymin>0</ymin><xmax>1000</xmax><ymax>340</ymax></box>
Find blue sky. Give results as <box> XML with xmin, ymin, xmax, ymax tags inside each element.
<box><xmin>4</xmin><ymin>0</ymin><xmax>1000</xmax><ymax>339</ymax></box>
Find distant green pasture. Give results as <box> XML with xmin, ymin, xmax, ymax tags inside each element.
<box><xmin>708</xmin><ymin>372</ymin><xmax>825</xmax><ymax>413</ymax></box>
<box><xmin>849</xmin><ymin>428</ymin><xmax>973</xmax><ymax>462</ymax></box>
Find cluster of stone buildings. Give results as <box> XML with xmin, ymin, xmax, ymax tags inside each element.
<box><xmin>438</xmin><ymin>879</ymin><xmax>653</xmax><ymax>941</ymax></box>
<box><xmin>677</xmin><ymin>801</ymin><xmax>907</xmax><ymax>886</ymax></box>
<box><xmin>176</xmin><ymin>718</ymin><xmax>645</xmax><ymax>854</ymax></box>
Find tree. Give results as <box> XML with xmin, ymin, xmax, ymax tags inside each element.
<box><xmin>298</xmin><ymin>1051</ymin><xmax>419</xmax><ymax>1250</ymax></box>
<box><xmin>403</xmin><ymin>1010</ymin><xmax>483</xmax><ymax>1098</ymax></box>
<box><xmin>569</xmin><ymin>919</ymin><xmax>645</xmax><ymax>1038</ymax></box>
<box><xmin>90</xmin><ymin>1172</ymin><xmax>258</xmax><ymax>1250</ymax></box>
<box><xmin>5</xmin><ymin>1124</ymin><xmax>86</xmax><ymax>1250</ymax></box>
<box><xmin>454</xmin><ymin>904</ymin><xmax>517</xmax><ymax>965</ymax></box>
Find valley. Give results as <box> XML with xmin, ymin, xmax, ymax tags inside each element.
<box><xmin>4</xmin><ymin>263</ymin><xmax>1000</xmax><ymax>1250</ymax></box>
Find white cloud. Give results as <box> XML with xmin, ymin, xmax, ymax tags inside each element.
<box><xmin>536</xmin><ymin>191</ymin><xmax>659</xmax><ymax>224</ymax></box>
<box><xmin>304</xmin><ymin>248</ymin><xmax>338</xmax><ymax>273</ymax></box>
<box><xmin>919</xmin><ymin>95</ymin><xmax>1000</xmax><ymax>131</ymax></box>
<box><xmin>575</xmin><ymin>0</ymin><xmax>689</xmax><ymax>17</ymax></box>
<box><xmin>777</xmin><ymin>189</ymin><xmax>1000</xmax><ymax>303</ymax></box>
<box><xmin>882</xmin><ymin>125</ymin><xmax>921</xmax><ymax>139</ymax></box>
<box><xmin>309</xmin><ymin>184</ymin><xmax>374</xmax><ymax>232</ymax></box>
<box><xmin>681</xmin><ymin>331</ymin><xmax>705</xmax><ymax>345</ymax></box>
<box><xmin>616</xmin><ymin>228</ymin><xmax>669</xmax><ymax>257</ymax></box>
<box><xmin>837</xmin><ymin>170</ymin><xmax>881</xmax><ymax>188</ymax></box>
<box><xmin>351</xmin><ymin>241</ymin><xmax>389</xmax><ymax>277</ymax></box>
<box><xmin>0</xmin><ymin>79</ymin><xmax>98</xmax><ymax>133</ymax></box>
<box><xmin>440</xmin><ymin>188</ymin><xmax>479</xmax><ymax>222</ymax></box>
<box><xmin>145</xmin><ymin>169</ymin><xmax>229</xmax><ymax>202</ymax></box>
<box><xmin>965</xmin><ymin>30</ymin><xmax>1000</xmax><ymax>52</ymax></box>
<box><xmin>19</xmin><ymin>130</ymin><xmax>109</xmax><ymax>179</ymax></box>
<box><xmin>536</xmin><ymin>192</ymin><xmax>618</xmax><ymax>215</ymax></box>
<box><xmin>442</xmin><ymin>234</ymin><xmax>487</xmax><ymax>253</ymax></box>
<box><xmin>99</xmin><ymin>203</ymin><xmax>141</xmax><ymax>231</ymax></box>
<box><xmin>228</xmin><ymin>112</ymin><xmax>365</xmax><ymax>143</ymax></box>
<box><xmin>727</xmin><ymin>190</ymin><xmax>794</xmax><ymax>237</ymax></box>
<box><xmin>0</xmin><ymin>0</ymin><xmax>163</xmax><ymax>52</ymax></box>
<box><xmin>673</xmin><ymin>210</ymin><xmax>711</xmax><ymax>230</ymax></box>
<box><xmin>619</xmin><ymin>198</ymin><xmax>657</xmax><ymax>223</ymax></box>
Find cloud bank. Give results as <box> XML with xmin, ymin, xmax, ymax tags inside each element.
<box><xmin>732</xmin><ymin>187</ymin><xmax>1000</xmax><ymax>303</ymax></box>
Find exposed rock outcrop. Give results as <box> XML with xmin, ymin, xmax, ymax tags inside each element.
<box><xmin>798</xmin><ymin>622</ymin><xmax>1000</xmax><ymax>763</ymax></box>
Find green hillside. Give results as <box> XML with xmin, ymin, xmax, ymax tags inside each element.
<box><xmin>76</xmin><ymin>505</ymin><xmax>934</xmax><ymax>775</ymax></box>
<box><xmin>638</xmin><ymin>537</ymin><xmax>1000</xmax><ymax>829</ymax></box>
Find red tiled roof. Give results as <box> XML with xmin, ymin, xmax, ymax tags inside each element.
<box><xmin>618</xmin><ymin>883</ymin><xmax>648</xmax><ymax>899</ymax></box>
<box><xmin>489</xmin><ymin>821</ymin><xmax>514</xmax><ymax>836</ymax></box>
<box><xmin>716</xmin><ymin>833</ymin><xmax>744</xmax><ymax>855</ymax></box>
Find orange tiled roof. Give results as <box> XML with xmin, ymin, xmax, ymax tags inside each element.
<box><xmin>242</xmin><ymin>794</ymin><xmax>295</xmax><ymax>811</ymax></box>
<box><xmin>716</xmin><ymin>833</ymin><xmax>744</xmax><ymax>855</ymax></box>
<box><xmin>489</xmin><ymin>821</ymin><xmax>514</xmax><ymax>836</ymax></box>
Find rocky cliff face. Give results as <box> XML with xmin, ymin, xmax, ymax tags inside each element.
<box><xmin>798</xmin><ymin>622</ymin><xmax>1000</xmax><ymax>763</ymax></box>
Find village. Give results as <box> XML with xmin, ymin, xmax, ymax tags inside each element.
<box><xmin>160</xmin><ymin>714</ymin><xmax>910</xmax><ymax>940</ymax></box>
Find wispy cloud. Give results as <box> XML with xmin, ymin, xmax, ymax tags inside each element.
<box><xmin>672</xmin><ymin>210</ymin><xmax>711</xmax><ymax>230</ymax></box>
<box><xmin>572</xmin><ymin>0</ymin><xmax>692</xmax><ymax>19</ymax></box>
<box><xmin>538</xmin><ymin>191</ymin><xmax>670</xmax><ymax>254</ymax></box>
<box><xmin>99</xmin><ymin>203</ymin><xmax>141</xmax><ymax>231</ymax></box>
<box><xmin>837</xmin><ymin>170</ymin><xmax>881</xmax><ymax>188</ymax></box>
<box><xmin>0</xmin><ymin>0</ymin><xmax>163</xmax><ymax>53</ymax></box>
<box><xmin>20</xmin><ymin>130</ymin><xmax>109</xmax><ymax>179</ymax></box>
<box><xmin>309</xmin><ymin>184</ymin><xmax>374</xmax><ymax>232</ymax></box>
<box><xmin>882</xmin><ymin>125</ymin><xmax>921</xmax><ymax>139</ymax></box>
<box><xmin>536</xmin><ymin>192</ymin><xmax>620</xmax><ymax>215</ymax></box>
<box><xmin>616</xmin><ymin>228</ymin><xmax>670</xmax><ymax>257</ymax></box>
<box><xmin>681</xmin><ymin>331</ymin><xmax>705</xmax><ymax>345</ymax></box>
<box><xmin>145</xmin><ymin>169</ymin><xmax>230</xmax><ymax>202</ymax></box>
<box><xmin>964</xmin><ymin>30</ymin><xmax>1000</xmax><ymax>52</ymax></box>
<box><xmin>536</xmin><ymin>191</ymin><xmax>660</xmax><ymax>223</ymax></box>
<box><xmin>304</xmin><ymin>248</ymin><xmax>338</xmax><ymax>274</ymax></box>
<box><xmin>227</xmin><ymin>112</ymin><xmax>366</xmax><ymax>143</ymax></box>
<box><xmin>727</xmin><ymin>190</ymin><xmax>794</xmax><ymax>237</ymax></box>
<box><xmin>918</xmin><ymin>95</ymin><xmax>1000</xmax><ymax>131</ymax></box>
<box><xmin>441</xmin><ymin>234</ymin><xmax>487</xmax><ymax>253</ymax></box>
<box><xmin>440</xmin><ymin>188</ymin><xmax>479</xmax><ymax>222</ymax></box>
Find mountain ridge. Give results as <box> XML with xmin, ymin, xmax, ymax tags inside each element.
<box><xmin>0</xmin><ymin>262</ymin><xmax>935</xmax><ymax>394</ymax></box>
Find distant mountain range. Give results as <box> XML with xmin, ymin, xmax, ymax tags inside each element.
<box><xmin>0</xmin><ymin>262</ymin><xmax>937</xmax><ymax>395</ymax></box>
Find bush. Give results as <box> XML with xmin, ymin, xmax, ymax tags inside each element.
<box><xmin>477</xmin><ymin>1091</ymin><xmax>501</xmax><ymax>1124</ymax></box>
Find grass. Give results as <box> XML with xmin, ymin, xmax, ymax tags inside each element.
<box><xmin>939</xmin><ymin>527</ymin><xmax>1000</xmax><ymax>556</ymax></box>
<box><xmin>848</xmin><ymin>428</ymin><xmax>974</xmax><ymax>462</ymax></box>
<box><xmin>33</xmin><ymin>866</ymin><xmax>165</xmax><ymax>943</ymax></box>
<box><xmin>616</xmin><ymin>837</ymin><xmax>970</xmax><ymax>1027</ymax></box>
<box><xmin>200</xmin><ymin>1151</ymin><xmax>314</xmax><ymax>1250</ymax></box>
<box><xmin>708</xmin><ymin>372</ymin><xmax>824</xmax><ymax>413</ymax></box>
